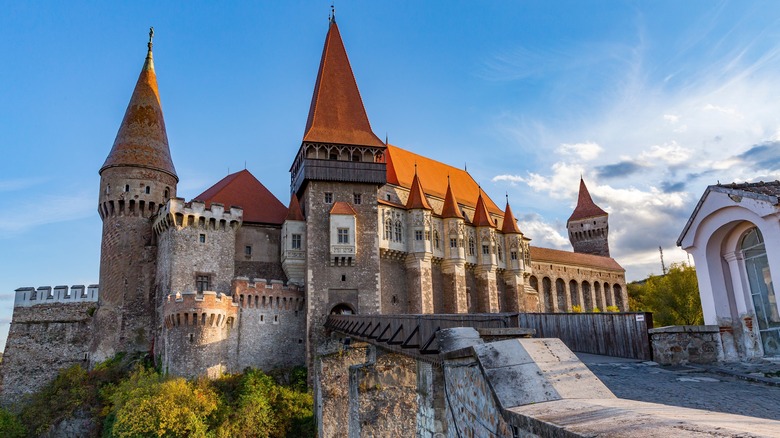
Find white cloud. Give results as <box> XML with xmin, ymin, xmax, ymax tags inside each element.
<box><xmin>556</xmin><ymin>142</ymin><xmax>604</xmax><ymax>161</ymax></box>
<box><xmin>638</xmin><ymin>142</ymin><xmax>692</xmax><ymax>165</ymax></box>
<box><xmin>518</xmin><ymin>214</ymin><xmax>570</xmax><ymax>250</ymax></box>
<box><xmin>663</xmin><ymin>114</ymin><xmax>679</xmax><ymax>124</ymax></box>
<box><xmin>703</xmin><ymin>104</ymin><xmax>743</xmax><ymax>119</ymax></box>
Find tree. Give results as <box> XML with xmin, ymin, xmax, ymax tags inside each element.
<box><xmin>630</xmin><ymin>263</ymin><xmax>703</xmax><ymax>326</ymax></box>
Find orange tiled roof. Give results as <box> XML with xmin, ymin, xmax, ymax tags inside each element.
<box><xmin>101</xmin><ymin>44</ymin><xmax>177</xmax><ymax>180</ymax></box>
<box><xmin>405</xmin><ymin>172</ymin><xmax>432</xmax><ymax>210</ymax></box>
<box><xmin>568</xmin><ymin>178</ymin><xmax>607</xmax><ymax>222</ymax></box>
<box><xmin>330</xmin><ymin>201</ymin><xmax>357</xmax><ymax>215</ymax></box>
<box><xmin>303</xmin><ymin>21</ymin><xmax>385</xmax><ymax>148</ymax></box>
<box><xmin>530</xmin><ymin>246</ymin><xmax>624</xmax><ymax>272</ymax></box>
<box><xmin>472</xmin><ymin>191</ymin><xmax>496</xmax><ymax>227</ymax></box>
<box><xmin>195</xmin><ymin>170</ymin><xmax>286</xmax><ymax>225</ymax></box>
<box><xmin>501</xmin><ymin>202</ymin><xmax>521</xmax><ymax>234</ymax></box>
<box><xmin>441</xmin><ymin>179</ymin><xmax>464</xmax><ymax>219</ymax></box>
<box><xmin>385</xmin><ymin>144</ymin><xmax>502</xmax><ymax>215</ymax></box>
<box><xmin>286</xmin><ymin>194</ymin><xmax>305</xmax><ymax>221</ymax></box>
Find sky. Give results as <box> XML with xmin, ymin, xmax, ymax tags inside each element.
<box><xmin>3</xmin><ymin>1</ymin><xmax>780</xmax><ymax>350</ymax></box>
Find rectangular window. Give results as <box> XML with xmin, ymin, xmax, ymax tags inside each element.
<box><xmin>482</xmin><ymin>244</ymin><xmax>490</xmax><ymax>255</ymax></box>
<box><xmin>450</xmin><ymin>238</ymin><xmax>458</xmax><ymax>248</ymax></box>
<box><xmin>196</xmin><ymin>275</ymin><xmax>211</xmax><ymax>293</ymax></box>
<box><xmin>425</xmin><ymin>231</ymin><xmax>431</xmax><ymax>241</ymax></box>
<box><xmin>244</xmin><ymin>245</ymin><xmax>252</xmax><ymax>256</ymax></box>
<box><xmin>510</xmin><ymin>251</ymin><xmax>518</xmax><ymax>261</ymax></box>
<box><xmin>199</xmin><ymin>233</ymin><xmax>206</xmax><ymax>243</ymax></box>
<box><xmin>415</xmin><ymin>230</ymin><xmax>423</xmax><ymax>241</ymax></box>
<box><xmin>468</xmin><ymin>239</ymin><xmax>475</xmax><ymax>256</ymax></box>
<box><xmin>324</xmin><ymin>192</ymin><xmax>333</xmax><ymax>203</ymax></box>
<box><xmin>337</xmin><ymin>228</ymin><xmax>349</xmax><ymax>244</ymax></box>
<box><xmin>354</xmin><ymin>193</ymin><xmax>362</xmax><ymax>204</ymax></box>
<box><xmin>291</xmin><ymin>234</ymin><xmax>302</xmax><ymax>249</ymax></box>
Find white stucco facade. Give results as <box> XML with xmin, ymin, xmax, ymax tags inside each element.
<box><xmin>678</xmin><ymin>183</ymin><xmax>780</xmax><ymax>360</ymax></box>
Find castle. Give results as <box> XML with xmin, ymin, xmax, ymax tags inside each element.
<box><xmin>0</xmin><ymin>20</ymin><xmax>627</xmax><ymax>404</ymax></box>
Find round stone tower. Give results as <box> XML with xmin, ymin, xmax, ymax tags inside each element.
<box><xmin>91</xmin><ymin>29</ymin><xmax>178</xmax><ymax>363</ymax></box>
<box><xmin>567</xmin><ymin>178</ymin><xmax>610</xmax><ymax>257</ymax></box>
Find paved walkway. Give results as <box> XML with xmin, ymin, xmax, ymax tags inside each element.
<box><xmin>577</xmin><ymin>353</ymin><xmax>780</xmax><ymax>421</ymax></box>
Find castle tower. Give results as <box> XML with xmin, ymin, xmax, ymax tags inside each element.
<box><xmin>567</xmin><ymin>178</ymin><xmax>609</xmax><ymax>257</ymax></box>
<box><xmin>473</xmin><ymin>190</ymin><xmax>500</xmax><ymax>312</ymax></box>
<box><xmin>289</xmin><ymin>18</ymin><xmax>387</xmax><ymax>364</ymax></box>
<box><xmin>500</xmin><ymin>199</ymin><xmax>536</xmax><ymax>312</ymax></box>
<box><xmin>281</xmin><ymin>194</ymin><xmax>306</xmax><ymax>286</ymax></box>
<box><xmin>440</xmin><ymin>179</ymin><xmax>468</xmax><ymax>313</ymax></box>
<box><xmin>405</xmin><ymin>171</ymin><xmax>434</xmax><ymax>313</ymax></box>
<box><xmin>92</xmin><ymin>30</ymin><xmax>178</xmax><ymax>363</ymax></box>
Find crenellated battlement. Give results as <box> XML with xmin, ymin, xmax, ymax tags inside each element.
<box><xmin>232</xmin><ymin>277</ymin><xmax>305</xmax><ymax>311</ymax></box>
<box><xmin>13</xmin><ymin>284</ymin><xmax>99</xmax><ymax>308</ymax></box>
<box><xmin>153</xmin><ymin>198</ymin><xmax>243</xmax><ymax>234</ymax></box>
<box><xmin>163</xmin><ymin>291</ymin><xmax>239</xmax><ymax>329</ymax></box>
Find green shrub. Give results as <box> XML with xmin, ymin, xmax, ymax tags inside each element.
<box><xmin>0</xmin><ymin>407</ymin><xmax>25</xmax><ymax>438</ymax></box>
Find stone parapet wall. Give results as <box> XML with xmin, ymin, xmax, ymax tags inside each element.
<box><xmin>649</xmin><ymin>325</ymin><xmax>721</xmax><ymax>365</ymax></box>
<box><xmin>14</xmin><ymin>285</ymin><xmax>98</xmax><ymax>308</ymax></box>
<box><xmin>0</xmin><ymin>302</ymin><xmax>94</xmax><ymax>406</ymax></box>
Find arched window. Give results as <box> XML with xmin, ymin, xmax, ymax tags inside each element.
<box><xmin>569</xmin><ymin>280</ymin><xmax>579</xmax><ymax>308</ymax></box>
<box><xmin>385</xmin><ymin>218</ymin><xmax>392</xmax><ymax>240</ymax></box>
<box><xmin>433</xmin><ymin>229</ymin><xmax>440</xmax><ymax>250</ymax></box>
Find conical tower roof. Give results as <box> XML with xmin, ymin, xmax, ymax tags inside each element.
<box><xmin>472</xmin><ymin>190</ymin><xmax>496</xmax><ymax>228</ymax></box>
<box><xmin>303</xmin><ymin>20</ymin><xmax>385</xmax><ymax>148</ymax></box>
<box><xmin>568</xmin><ymin>178</ymin><xmax>607</xmax><ymax>222</ymax></box>
<box><xmin>441</xmin><ymin>177</ymin><xmax>464</xmax><ymax>219</ymax></box>
<box><xmin>405</xmin><ymin>170</ymin><xmax>432</xmax><ymax>210</ymax></box>
<box><xmin>501</xmin><ymin>200</ymin><xmax>521</xmax><ymax>234</ymax></box>
<box><xmin>100</xmin><ymin>31</ymin><xmax>177</xmax><ymax>180</ymax></box>
<box><xmin>286</xmin><ymin>193</ymin><xmax>305</xmax><ymax>221</ymax></box>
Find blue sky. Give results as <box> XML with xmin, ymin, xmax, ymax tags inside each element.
<box><xmin>3</xmin><ymin>1</ymin><xmax>780</xmax><ymax>349</ymax></box>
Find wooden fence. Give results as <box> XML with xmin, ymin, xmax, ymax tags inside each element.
<box><xmin>517</xmin><ymin>312</ymin><xmax>654</xmax><ymax>360</ymax></box>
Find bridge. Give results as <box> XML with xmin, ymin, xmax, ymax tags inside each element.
<box><xmin>315</xmin><ymin>313</ymin><xmax>780</xmax><ymax>437</ymax></box>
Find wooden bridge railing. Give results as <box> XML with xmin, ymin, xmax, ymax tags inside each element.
<box><xmin>326</xmin><ymin>312</ymin><xmax>654</xmax><ymax>361</ymax></box>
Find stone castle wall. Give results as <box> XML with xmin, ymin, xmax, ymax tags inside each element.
<box><xmin>235</xmin><ymin>224</ymin><xmax>287</xmax><ymax>281</ymax></box>
<box><xmin>233</xmin><ymin>278</ymin><xmax>306</xmax><ymax>371</ymax></box>
<box><xmin>530</xmin><ymin>261</ymin><xmax>627</xmax><ymax>312</ymax></box>
<box><xmin>0</xmin><ymin>299</ymin><xmax>96</xmax><ymax>406</ymax></box>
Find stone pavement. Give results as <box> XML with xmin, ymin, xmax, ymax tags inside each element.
<box><xmin>577</xmin><ymin>353</ymin><xmax>780</xmax><ymax>421</ymax></box>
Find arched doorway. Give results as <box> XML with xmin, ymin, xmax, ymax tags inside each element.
<box><xmin>330</xmin><ymin>303</ymin><xmax>355</xmax><ymax>315</ymax></box>
<box><xmin>741</xmin><ymin>228</ymin><xmax>780</xmax><ymax>355</ymax></box>
<box><xmin>569</xmin><ymin>280</ymin><xmax>579</xmax><ymax>309</ymax></box>
<box><xmin>542</xmin><ymin>277</ymin><xmax>553</xmax><ymax>312</ymax></box>
<box><xmin>556</xmin><ymin>279</ymin><xmax>567</xmax><ymax>311</ymax></box>
<box><xmin>582</xmin><ymin>281</ymin><xmax>592</xmax><ymax>311</ymax></box>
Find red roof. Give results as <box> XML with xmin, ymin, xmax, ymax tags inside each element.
<box><xmin>330</xmin><ymin>201</ymin><xmax>357</xmax><ymax>215</ymax></box>
<box><xmin>441</xmin><ymin>178</ymin><xmax>464</xmax><ymax>219</ymax></box>
<box><xmin>386</xmin><ymin>144</ymin><xmax>502</xmax><ymax>215</ymax></box>
<box><xmin>194</xmin><ymin>170</ymin><xmax>286</xmax><ymax>224</ymax></box>
<box><xmin>530</xmin><ymin>246</ymin><xmax>624</xmax><ymax>272</ymax></box>
<box><xmin>303</xmin><ymin>21</ymin><xmax>385</xmax><ymax>148</ymax></box>
<box><xmin>501</xmin><ymin>201</ymin><xmax>521</xmax><ymax>234</ymax></box>
<box><xmin>286</xmin><ymin>194</ymin><xmax>305</xmax><ymax>221</ymax></box>
<box><xmin>569</xmin><ymin>178</ymin><xmax>607</xmax><ymax>222</ymax></box>
<box><xmin>472</xmin><ymin>191</ymin><xmax>496</xmax><ymax>228</ymax></box>
<box><xmin>101</xmin><ymin>44</ymin><xmax>177</xmax><ymax>180</ymax></box>
<box><xmin>405</xmin><ymin>172</ymin><xmax>432</xmax><ymax>210</ymax></box>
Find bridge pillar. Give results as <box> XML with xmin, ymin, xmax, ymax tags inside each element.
<box><xmin>405</xmin><ymin>254</ymin><xmax>434</xmax><ymax>314</ymax></box>
<box><xmin>441</xmin><ymin>260</ymin><xmax>468</xmax><ymax>313</ymax></box>
<box><xmin>475</xmin><ymin>266</ymin><xmax>500</xmax><ymax>312</ymax></box>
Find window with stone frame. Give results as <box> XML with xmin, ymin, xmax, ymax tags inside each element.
<box><xmin>497</xmin><ymin>244</ymin><xmax>503</xmax><ymax>261</ymax></box>
<box><xmin>195</xmin><ymin>274</ymin><xmax>212</xmax><ymax>293</ymax></box>
<box><xmin>384</xmin><ymin>219</ymin><xmax>392</xmax><ymax>240</ymax></box>
<box><xmin>245</xmin><ymin>245</ymin><xmax>252</xmax><ymax>257</ymax></box>
<box><xmin>291</xmin><ymin>234</ymin><xmax>302</xmax><ymax>249</ymax></box>
<box><xmin>450</xmin><ymin>237</ymin><xmax>458</xmax><ymax>248</ymax></box>
<box><xmin>324</xmin><ymin>192</ymin><xmax>333</xmax><ymax>203</ymax></box>
<box><xmin>337</xmin><ymin>228</ymin><xmax>349</xmax><ymax>244</ymax></box>
<box><xmin>433</xmin><ymin>230</ymin><xmax>440</xmax><ymax>249</ymax></box>
<box><xmin>415</xmin><ymin>230</ymin><xmax>424</xmax><ymax>241</ymax></box>
<box><xmin>468</xmin><ymin>237</ymin><xmax>475</xmax><ymax>256</ymax></box>
<box><xmin>394</xmin><ymin>221</ymin><xmax>403</xmax><ymax>242</ymax></box>
<box><xmin>482</xmin><ymin>244</ymin><xmax>490</xmax><ymax>255</ymax></box>
<box><xmin>199</xmin><ymin>233</ymin><xmax>206</xmax><ymax>243</ymax></box>
<box><xmin>510</xmin><ymin>250</ymin><xmax>518</xmax><ymax>261</ymax></box>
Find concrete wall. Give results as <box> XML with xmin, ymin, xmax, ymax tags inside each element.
<box><xmin>0</xmin><ymin>302</ymin><xmax>95</xmax><ymax>406</ymax></box>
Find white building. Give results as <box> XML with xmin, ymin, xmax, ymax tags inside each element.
<box><xmin>678</xmin><ymin>181</ymin><xmax>780</xmax><ymax>359</ymax></box>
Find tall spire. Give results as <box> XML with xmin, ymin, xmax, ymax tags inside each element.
<box><xmin>501</xmin><ymin>199</ymin><xmax>521</xmax><ymax>234</ymax></box>
<box><xmin>472</xmin><ymin>189</ymin><xmax>496</xmax><ymax>227</ymax></box>
<box><xmin>568</xmin><ymin>178</ymin><xmax>607</xmax><ymax>222</ymax></box>
<box><xmin>303</xmin><ymin>21</ymin><xmax>385</xmax><ymax>148</ymax></box>
<box><xmin>100</xmin><ymin>28</ymin><xmax>177</xmax><ymax>180</ymax></box>
<box><xmin>441</xmin><ymin>176</ymin><xmax>464</xmax><ymax>219</ymax></box>
<box><xmin>405</xmin><ymin>172</ymin><xmax>432</xmax><ymax>210</ymax></box>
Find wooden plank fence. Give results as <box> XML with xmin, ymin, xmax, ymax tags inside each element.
<box><xmin>517</xmin><ymin>312</ymin><xmax>654</xmax><ymax>360</ymax></box>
